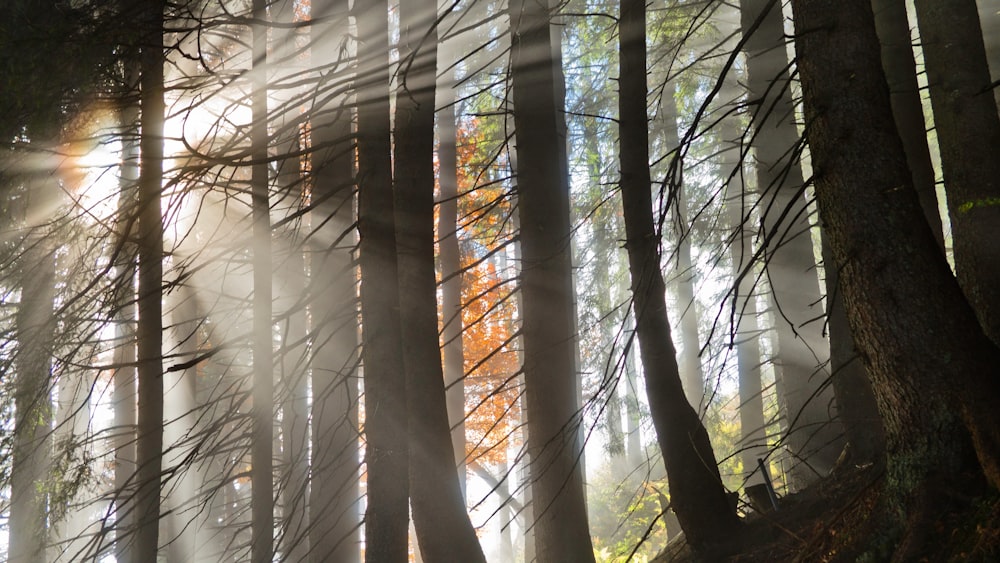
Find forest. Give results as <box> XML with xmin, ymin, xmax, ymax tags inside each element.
<box><xmin>1</xmin><ymin>0</ymin><xmax>999</xmax><ymax>561</ymax></box>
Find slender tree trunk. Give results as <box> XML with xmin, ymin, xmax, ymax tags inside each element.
<box><xmin>913</xmin><ymin>0</ymin><xmax>1000</xmax><ymax>345</ymax></box>
<box><xmin>871</xmin><ymin>0</ymin><xmax>944</xmax><ymax>250</ymax></box>
<box><xmin>355</xmin><ymin>2</ymin><xmax>410</xmax><ymax>561</ymax></box>
<box><xmin>309</xmin><ymin>1</ymin><xmax>361</xmax><ymax>560</ymax></box>
<box><xmin>133</xmin><ymin>2</ymin><xmax>165</xmax><ymax>558</ymax></box>
<box><xmin>717</xmin><ymin>76</ymin><xmax>769</xmax><ymax>488</ymax></box>
<box><xmin>393</xmin><ymin>2</ymin><xmax>485</xmax><ymax>560</ymax></box>
<box><xmin>508</xmin><ymin>0</ymin><xmax>596</xmax><ymax>559</ymax></box>
<box><xmin>790</xmin><ymin>3</ymin><xmax>1000</xmax><ymax>556</ymax></box>
<box><xmin>658</xmin><ymin>79</ymin><xmax>705</xmax><ymax>413</ymax></box>
<box><xmin>618</xmin><ymin>0</ymin><xmax>739</xmax><ymax>551</ymax></box>
<box><xmin>113</xmin><ymin>55</ymin><xmax>140</xmax><ymax>563</ymax></box>
<box><xmin>250</xmin><ymin>2</ymin><xmax>274</xmax><ymax>561</ymax></box>
<box><xmin>740</xmin><ymin>0</ymin><xmax>844</xmax><ymax>485</ymax></box>
<box><xmin>10</xmin><ymin>191</ymin><xmax>56</xmax><ymax>563</ymax></box>
<box><xmin>437</xmin><ymin>61</ymin><xmax>468</xmax><ymax>496</ymax></box>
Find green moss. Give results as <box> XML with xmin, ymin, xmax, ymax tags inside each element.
<box><xmin>956</xmin><ymin>197</ymin><xmax>1000</xmax><ymax>214</ymax></box>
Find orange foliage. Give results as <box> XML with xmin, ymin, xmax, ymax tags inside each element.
<box><xmin>437</xmin><ymin>118</ymin><xmax>521</xmax><ymax>468</ymax></box>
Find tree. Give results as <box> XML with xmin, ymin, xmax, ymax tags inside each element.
<box><xmin>392</xmin><ymin>1</ymin><xmax>486</xmax><ymax>561</ymax></box>
<box><xmin>508</xmin><ymin>0</ymin><xmax>596</xmax><ymax>559</ymax></box>
<box><xmin>740</xmin><ymin>0</ymin><xmax>844</xmax><ymax>485</ymax></box>
<box><xmin>913</xmin><ymin>0</ymin><xmax>1000</xmax><ymax>345</ymax></box>
<box><xmin>617</xmin><ymin>0</ymin><xmax>740</xmax><ymax>551</ymax></box>
<box><xmin>249</xmin><ymin>1</ymin><xmax>275</xmax><ymax>560</ymax></box>
<box><xmin>354</xmin><ymin>1</ymin><xmax>410</xmax><ymax>560</ymax></box>
<box><xmin>309</xmin><ymin>1</ymin><xmax>362</xmax><ymax>560</ymax></box>
<box><xmin>871</xmin><ymin>0</ymin><xmax>944</xmax><ymax>250</ymax></box>
<box><xmin>791</xmin><ymin>0</ymin><xmax>1000</xmax><ymax>555</ymax></box>
<box><xmin>132</xmin><ymin>2</ymin><xmax>166</xmax><ymax>559</ymax></box>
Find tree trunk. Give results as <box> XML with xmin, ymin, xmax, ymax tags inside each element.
<box><xmin>871</xmin><ymin>0</ymin><xmax>944</xmax><ymax>250</ymax></box>
<box><xmin>790</xmin><ymin>2</ymin><xmax>1000</xmax><ymax>555</ymax></box>
<box><xmin>718</xmin><ymin>74</ymin><xmax>770</xmax><ymax>488</ymax></box>
<box><xmin>250</xmin><ymin>3</ymin><xmax>274</xmax><ymax>560</ymax></box>
<box><xmin>913</xmin><ymin>0</ymin><xmax>1000</xmax><ymax>346</ymax></box>
<box><xmin>309</xmin><ymin>1</ymin><xmax>361</xmax><ymax>561</ymax></box>
<box><xmin>113</xmin><ymin>54</ymin><xmax>140</xmax><ymax>563</ymax></box>
<box><xmin>508</xmin><ymin>0</ymin><xmax>596</xmax><ymax>560</ymax></box>
<box><xmin>133</xmin><ymin>2</ymin><xmax>165</xmax><ymax>558</ymax></box>
<box><xmin>10</xmin><ymin>190</ymin><xmax>56</xmax><ymax>563</ymax></box>
<box><xmin>436</xmin><ymin>44</ymin><xmax>467</xmax><ymax>494</ymax></box>
<box><xmin>820</xmin><ymin>238</ymin><xmax>886</xmax><ymax>465</ymax></box>
<box><xmin>740</xmin><ymin>0</ymin><xmax>844</xmax><ymax>485</ymax></box>
<box><xmin>393</xmin><ymin>2</ymin><xmax>486</xmax><ymax>560</ymax></box>
<box><xmin>618</xmin><ymin>0</ymin><xmax>740</xmax><ymax>551</ymax></box>
<box><xmin>355</xmin><ymin>1</ymin><xmax>410</xmax><ymax>561</ymax></box>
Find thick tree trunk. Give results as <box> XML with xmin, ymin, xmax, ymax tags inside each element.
<box><xmin>871</xmin><ymin>0</ymin><xmax>944</xmax><ymax>250</ymax></box>
<box><xmin>740</xmin><ymin>0</ymin><xmax>844</xmax><ymax>485</ymax></box>
<box><xmin>790</xmin><ymin>1</ymin><xmax>1000</xmax><ymax>555</ymax></box>
<box><xmin>820</xmin><ymin>240</ymin><xmax>886</xmax><ymax>465</ymax></box>
<box><xmin>133</xmin><ymin>2</ymin><xmax>165</xmax><ymax>558</ymax></box>
<box><xmin>913</xmin><ymin>0</ymin><xmax>1000</xmax><ymax>346</ymax></box>
<box><xmin>309</xmin><ymin>1</ymin><xmax>361</xmax><ymax>561</ymax></box>
<box><xmin>508</xmin><ymin>0</ymin><xmax>596</xmax><ymax>560</ymax></box>
<box><xmin>618</xmin><ymin>0</ymin><xmax>739</xmax><ymax>551</ymax></box>
<box><xmin>250</xmin><ymin>3</ymin><xmax>274</xmax><ymax>561</ymax></box>
<box><xmin>393</xmin><ymin>2</ymin><xmax>485</xmax><ymax>560</ymax></box>
<box><xmin>355</xmin><ymin>2</ymin><xmax>410</xmax><ymax>561</ymax></box>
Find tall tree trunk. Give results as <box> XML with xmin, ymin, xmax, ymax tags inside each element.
<box><xmin>618</xmin><ymin>0</ymin><xmax>739</xmax><ymax>551</ymax></box>
<box><xmin>658</xmin><ymin>79</ymin><xmax>705</xmax><ymax>413</ymax></box>
<box><xmin>309</xmin><ymin>1</ymin><xmax>361</xmax><ymax>561</ymax></box>
<box><xmin>740</xmin><ymin>0</ymin><xmax>844</xmax><ymax>485</ymax></box>
<box><xmin>393</xmin><ymin>2</ymin><xmax>486</xmax><ymax>560</ymax></box>
<box><xmin>113</xmin><ymin>54</ymin><xmax>140</xmax><ymax>563</ymax></box>
<box><xmin>790</xmin><ymin>2</ymin><xmax>1000</xmax><ymax>556</ymax></box>
<box><xmin>250</xmin><ymin>3</ymin><xmax>275</xmax><ymax>562</ymax></box>
<box><xmin>718</xmin><ymin>73</ymin><xmax>769</xmax><ymax>488</ymax></box>
<box><xmin>355</xmin><ymin>1</ymin><xmax>410</xmax><ymax>561</ymax></box>
<box><xmin>133</xmin><ymin>2</ymin><xmax>166</xmax><ymax>558</ymax></box>
<box><xmin>437</xmin><ymin>59</ymin><xmax>468</xmax><ymax>496</ymax></box>
<box><xmin>871</xmin><ymin>0</ymin><xmax>944</xmax><ymax>250</ymax></box>
<box><xmin>913</xmin><ymin>0</ymin><xmax>1000</xmax><ymax>345</ymax></box>
<box><xmin>10</xmin><ymin>186</ymin><xmax>57</xmax><ymax>563</ymax></box>
<box><xmin>508</xmin><ymin>0</ymin><xmax>596</xmax><ymax>559</ymax></box>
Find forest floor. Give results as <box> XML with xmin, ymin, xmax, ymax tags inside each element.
<box><xmin>654</xmin><ymin>461</ymin><xmax>1000</xmax><ymax>562</ymax></box>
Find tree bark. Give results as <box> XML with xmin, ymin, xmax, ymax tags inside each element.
<box><xmin>790</xmin><ymin>1</ymin><xmax>1000</xmax><ymax>554</ymax></box>
<box><xmin>393</xmin><ymin>2</ymin><xmax>486</xmax><ymax>560</ymax></box>
<box><xmin>250</xmin><ymin>2</ymin><xmax>275</xmax><ymax>560</ymax></box>
<box><xmin>508</xmin><ymin>0</ymin><xmax>596</xmax><ymax>560</ymax></box>
<box><xmin>133</xmin><ymin>2</ymin><xmax>165</xmax><ymax>558</ymax></box>
<box><xmin>309</xmin><ymin>1</ymin><xmax>362</xmax><ymax>560</ymax></box>
<box><xmin>355</xmin><ymin>1</ymin><xmax>410</xmax><ymax>561</ymax></box>
<box><xmin>913</xmin><ymin>0</ymin><xmax>1000</xmax><ymax>346</ymax></box>
<box><xmin>871</xmin><ymin>0</ymin><xmax>944</xmax><ymax>250</ymax></box>
<box><xmin>740</xmin><ymin>0</ymin><xmax>844</xmax><ymax>485</ymax></box>
<box><xmin>618</xmin><ymin>0</ymin><xmax>740</xmax><ymax>551</ymax></box>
